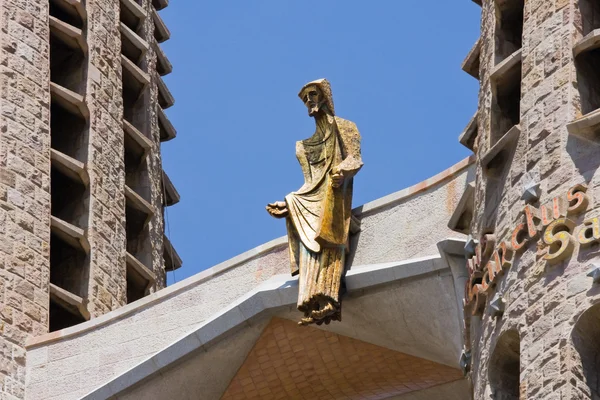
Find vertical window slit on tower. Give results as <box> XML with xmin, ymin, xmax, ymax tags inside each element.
<box><xmin>490</xmin><ymin>57</ymin><xmax>522</xmax><ymax>145</ymax></box>
<box><xmin>125</xmin><ymin>202</ymin><xmax>154</xmax><ymax>303</ymax></box>
<box><xmin>51</xmin><ymin>167</ymin><xmax>87</xmax><ymax>228</ymax></box>
<box><xmin>49</xmin><ymin>0</ymin><xmax>84</xmax><ymax>29</ymax></box>
<box><xmin>495</xmin><ymin>0</ymin><xmax>524</xmax><ymax>64</ymax></box>
<box><xmin>576</xmin><ymin>48</ymin><xmax>600</xmax><ymax>116</ymax></box>
<box><xmin>49</xmin><ymin>293</ymin><xmax>86</xmax><ymax>332</ymax></box>
<box><xmin>49</xmin><ymin>0</ymin><xmax>90</xmax><ymax>331</ymax></box>
<box><xmin>50</xmin><ymin>102</ymin><xmax>87</xmax><ymax>162</ymax></box>
<box><xmin>124</xmin><ymin>149</ymin><xmax>154</xmax><ymax>304</ymax></box>
<box><xmin>580</xmin><ymin>0</ymin><xmax>600</xmax><ymax>37</ymax></box>
<box><xmin>50</xmin><ymin>21</ymin><xmax>86</xmax><ymax>95</ymax></box>
<box><xmin>125</xmin><ymin>143</ymin><xmax>151</xmax><ymax>203</ymax></box>
<box><xmin>575</xmin><ymin>1</ymin><xmax>600</xmax><ymax>118</ymax></box>
<box><xmin>49</xmin><ymin>230</ymin><xmax>89</xmax><ymax>331</ymax></box>
<box><xmin>120</xmin><ymin>22</ymin><xmax>149</xmax><ymax>67</ymax></box>
<box><xmin>120</xmin><ymin>0</ymin><xmax>146</xmax><ymax>35</ymax></box>
<box><xmin>489</xmin><ymin>330</ymin><xmax>521</xmax><ymax>400</ymax></box>
<box><xmin>126</xmin><ymin>264</ymin><xmax>147</xmax><ymax>304</ymax></box>
<box><xmin>122</xmin><ymin>61</ymin><xmax>150</xmax><ymax>133</ymax></box>
<box><xmin>152</xmin><ymin>8</ymin><xmax>170</xmax><ymax>43</ymax></box>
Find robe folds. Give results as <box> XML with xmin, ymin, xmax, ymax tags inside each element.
<box><xmin>285</xmin><ymin>115</ymin><xmax>363</xmax><ymax>320</ymax></box>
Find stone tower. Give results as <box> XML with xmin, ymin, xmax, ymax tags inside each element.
<box><xmin>0</xmin><ymin>0</ymin><xmax>181</xmax><ymax>397</ymax></box>
<box><xmin>455</xmin><ymin>0</ymin><xmax>600</xmax><ymax>398</ymax></box>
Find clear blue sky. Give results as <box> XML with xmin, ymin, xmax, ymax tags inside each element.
<box><xmin>160</xmin><ymin>1</ymin><xmax>481</xmax><ymax>283</ymax></box>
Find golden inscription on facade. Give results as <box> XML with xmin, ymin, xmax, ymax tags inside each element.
<box><xmin>465</xmin><ymin>184</ymin><xmax>593</xmax><ymax>315</ymax></box>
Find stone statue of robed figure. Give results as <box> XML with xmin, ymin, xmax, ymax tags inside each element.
<box><xmin>266</xmin><ymin>79</ymin><xmax>363</xmax><ymax>326</ymax></box>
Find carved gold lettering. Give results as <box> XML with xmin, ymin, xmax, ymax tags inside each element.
<box><xmin>543</xmin><ymin>218</ymin><xmax>576</xmax><ymax>264</ymax></box>
<box><xmin>524</xmin><ymin>205</ymin><xmax>541</xmax><ymax>240</ymax></box>
<box><xmin>540</xmin><ymin>204</ymin><xmax>554</xmax><ymax>227</ymax></box>
<box><xmin>578</xmin><ymin>217</ymin><xmax>600</xmax><ymax>247</ymax></box>
<box><xmin>494</xmin><ymin>242</ymin><xmax>513</xmax><ymax>272</ymax></box>
<box><xmin>511</xmin><ymin>223</ymin><xmax>528</xmax><ymax>253</ymax></box>
<box><xmin>463</xmin><ymin>183</ymin><xmax>591</xmax><ymax>314</ymax></box>
<box><xmin>567</xmin><ymin>183</ymin><xmax>590</xmax><ymax>215</ymax></box>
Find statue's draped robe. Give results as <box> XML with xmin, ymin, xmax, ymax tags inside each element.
<box><xmin>285</xmin><ymin>115</ymin><xmax>363</xmax><ymax>321</ymax></box>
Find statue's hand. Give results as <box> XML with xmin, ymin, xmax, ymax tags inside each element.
<box><xmin>331</xmin><ymin>167</ymin><xmax>344</xmax><ymax>188</ymax></box>
<box><xmin>266</xmin><ymin>201</ymin><xmax>289</xmax><ymax>219</ymax></box>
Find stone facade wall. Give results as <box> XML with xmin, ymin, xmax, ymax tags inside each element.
<box><xmin>466</xmin><ymin>0</ymin><xmax>600</xmax><ymax>398</ymax></box>
<box><xmin>0</xmin><ymin>1</ymin><xmax>51</xmax><ymax>398</ymax></box>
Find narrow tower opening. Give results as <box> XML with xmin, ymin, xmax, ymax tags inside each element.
<box><xmin>125</xmin><ymin>207</ymin><xmax>151</xmax><ymax>269</ymax></box>
<box><xmin>491</xmin><ymin>61</ymin><xmax>522</xmax><ymax>145</ymax></box>
<box><xmin>50</xmin><ymin>0</ymin><xmax>84</xmax><ymax>29</ymax></box>
<box><xmin>125</xmin><ymin>146</ymin><xmax>151</xmax><ymax>202</ymax></box>
<box><xmin>125</xmin><ymin>204</ymin><xmax>153</xmax><ymax>303</ymax></box>
<box><xmin>495</xmin><ymin>0</ymin><xmax>524</xmax><ymax>64</ymax></box>
<box><xmin>50</xmin><ymin>103</ymin><xmax>87</xmax><ymax>162</ymax></box>
<box><xmin>50</xmin><ymin>25</ymin><xmax>85</xmax><ymax>94</ymax></box>
<box><xmin>49</xmin><ymin>0</ymin><xmax>90</xmax><ymax>332</ymax></box>
<box><xmin>580</xmin><ymin>0</ymin><xmax>600</xmax><ymax>37</ymax></box>
<box><xmin>50</xmin><ymin>234</ymin><xmax>87</xmax><ymax>299</ymax></box>
<box><xmin>121</xmin><ymin>25</ymin><xmax>146</xmax><ymax>67</ymax></box>
<box><xmin>51</xmin><ymin>167</ymin><xmax>87</xmax><ymax>228</ymax></box>
<box><xmin>123</xmin><ymin>79</ymin><xmax>149</xmax><ymax>134</ymax></box>
<box><xmin>489</xmin><ymin>329</ymin><xmax>521</xmax><ymax>400</ymax></box>
<box><xmin>49</xmin><ymin>297</ymin><xmax>86</xmax><ymax>332</ymax></box>
<box><xmin>126</xmin><ymin>266</ymin><xmax>148</xmax><ymax>303</ymax></box>
<box><xmin>576</xmin><ymin>49</ymin><xmax>600</xmax><ymax>116</ymax></box>
<box><xmin>572</xmin><ymin>304</ymin><xmax>600</xmax><ymax>397</ymax></box>
<box><xmin>120</xmin><ymin>0</ymin><xmax>145</xmax><ymax>35</ymax></box>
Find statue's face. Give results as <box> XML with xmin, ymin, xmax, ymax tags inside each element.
<box><xmin>301</xmin><ymin>85</ymin><xmax>322</xmax><ymax>117</ymax></box>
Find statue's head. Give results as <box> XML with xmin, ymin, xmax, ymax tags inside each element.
<box><xmin>298</xmin><ymin>79</ymin><xmax>335</xmax><ymax>117</ymax></box>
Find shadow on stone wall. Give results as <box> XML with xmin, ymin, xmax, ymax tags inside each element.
<box><xmin>571</xmin><ymin>303</ymin><xmax>600</xmax><ymax>399</ymax></box>
<box><xmin>567</xmin><ymin>135</ymin><xmax>600</xmax><ymax>182</ymax></box>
